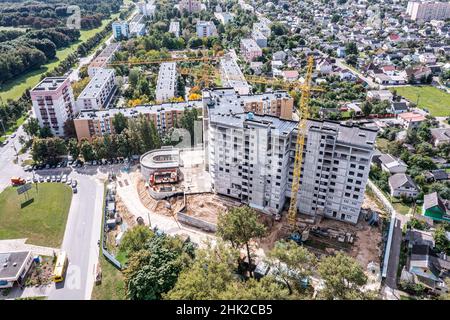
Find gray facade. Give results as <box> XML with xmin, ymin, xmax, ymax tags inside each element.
<box><xmin>203</xmin><ymin>88</ymin><xmax>377</xmax><ymax>224</ymax></box>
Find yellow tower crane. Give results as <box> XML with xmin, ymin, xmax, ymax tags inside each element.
<box><xmin>287</xmin><ymin>56</ymin><xmax>315</xmax><ymax>229</ymax></box>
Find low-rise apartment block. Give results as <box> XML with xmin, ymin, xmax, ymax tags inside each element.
<box><xmin>138</xmin><ymin>0</ymin><xmax>156</xmax><ymax>18</ymax></box>
<box><xmin>220</xmin><ymin>51</ymin><xmax>251</xmax><ymax>95</ymax></box>
<box><xmin>196</xmin><ymin>21</ymin><xmax>217</xmax><ymax>38</ymax></box>
<box><xmin>74</xmin><ymin>100</ymin><xmax>202</xmax><ymax>141</ymax></box>
<box><xmin>30</xmin><ymin>77</ymin><xmax>76</xmax><ymax>136</ymax></box>
<box><xmin>240</xmin><ymin>38</ymin><xmax>262</xmax><ymax>62</ymax></box>
<box><xmin>156</xmin><ymin>62</ymin><xmax>177</xmax><ymax>102</ymax></box>
<box><xmin>179</xmin><ymin>0</ymin><xmax>202</xmax><ymax>13</ymax></box>
<box><xmin>76</xmin><ymin>69</ymin><xmax>116</xmax><ymax>111</ymax></box>
<box><xmin>169</xmin><ymin>21</ymin><xmax>180</xmax><ymax>38</ymax></box>
<box><xmin>112</xmin><ymin>21</ymin><xmax>129</xmax><ymax>40</ymax></box>
<box><xmin>88</xmin><ymin>43</ymin><xmax>121</xmax><ymax>78</ymax></box>
<box><xmin>203</xmin><ymin>88</ymin><xmax>376</xmax><ymax>224</ymax></box>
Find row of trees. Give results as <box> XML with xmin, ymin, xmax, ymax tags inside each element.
<box><xmin>119</xmin><ymin>206</ymin><xmax>376</xmax><ymax>300</ymax></box>
<box><xmin>0</xmin><ymin>28</ymin><xmax>80</xmax><ymax>83</ymax></box>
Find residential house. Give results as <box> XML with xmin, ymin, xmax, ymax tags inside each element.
<box><xmin>388</xmin><ymin>173</ymin><xmax>419</xmax><ymax>198</ymax></box>
<box><xmin>379</xmin><ymin>154</ymin><xmax>408</xmax><ymax>174</ymax></box>
<box><xmin>367</xmin><ymin>90</ymin><xmax>394</xmax><ymax>101</ymax></box>
<box><xmin>398</xmin><ymin>112</ymin><xmax>426</xmax><ymax>130</ymax></box>
<box><xmin>424</xmin><ymin>169</ymin><xmax>450</xmax><ymax>183</ymax></box>
<box><xmin>316</xmin><ymin>58</ymin><xmax>333</xmax><ymax>75</ymax></box>
<box><xmin>430</xmin><ymin>128</ymin><xmax>450</xmax><ymax>147</ymax></box>
<box><xmin>422</xmin><ymin>192</ymin><xmax>450</xmax><ymax>222</ymax></box>
<box><xmin>390</xmin><ymin>101</ymin><xmax>409</xmax><ymax>114</ymax></box>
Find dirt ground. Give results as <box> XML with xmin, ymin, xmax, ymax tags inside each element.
<box><xmin>184</xmin><ymin>193</ymin><xmax>240</xmax><ymax>224</ymax></box>
<box><xmin>256</xmin><ymin>192</ymin><xmax>384</xmax><ymax>268</ymax></box>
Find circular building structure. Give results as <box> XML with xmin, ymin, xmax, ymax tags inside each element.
<box><xmin>140</xmin><ymin>146</ymin><xmax>181</xmax><ymax>184</ymax></box>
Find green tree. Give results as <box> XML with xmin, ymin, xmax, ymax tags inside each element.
<box><xmin>112</xmin><ymin>112</ymin><xmax>128</xmax><ymax>135</ymax></box>
<box><xmin>67</xmin><ymin>138</ymin><xmax>80</xmax><ymax>159</ymax></box>
<box><xmin>124</xmin><ymin>233</ymin><xmax>195</xmax><ymax>300</ymax></box>
<box><xmin>23</xmin><ymin>117</ymin><xmax>40</xmax><ymax>137</ymax></box>
<box><xmin>317</xmin><ymin>252</ymin><xmax>370</xmax><ymax>300</ymax></box>
<box><xmin>120</xmin><ymin>225</ymin><xmax>154</xmax><ymax>256</ymax></box>
<box><xmin>80</xmin><ymin>139</ymin><xmax>95</xmax><ymax>161</ymax></box>
<box><xmin>362</xmin><ymin>101</ymin><xmax>373</xmax><ymax>116</ymax></box>
<box><xmin>434</xmin><ymin>224</ymin><xmax>450</xmax><ymax>255</ymax></box>
<box><xmin>217</xmin><ymin>206</ymin><xmax>267</xmax><ymax>276</ymax></box>
<box><xmin>129</xmin><ymin>67</ymin><xmax>140</xmax><ymax>87</ymax></box>
<box><xmin>266</xmin><ymin>240</ymin><xmax>316</xmax><ymax>296</ymax></box>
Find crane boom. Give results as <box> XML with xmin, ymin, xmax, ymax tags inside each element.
<box><xmin>287</xmin><ymin>56</ymin><xmax>315</xmax><ymax>227</ymax></box>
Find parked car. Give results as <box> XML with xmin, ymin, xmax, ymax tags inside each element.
<box><xmin>56</xmin><ymin>175</ymin><xmax>62</xmax><ymax>182</ymax></box>
<box><xmin>72</xmin><ymin>187</ymin><xmax>78</xmax><ymax>194</ymax></box>
<box><xmin>39</xmin><ymin>176</ymin><xmax>45</xmax><ymax>183</ymax></box>
<box><xmin>92</xmin><ymin>160</ymin><xmax>97</xmax><ymax>166</ymax></box>
<box><xmin>66</xmin><ymin>178</ymin><xmax>72</xmax><ymax>185</ymax></box>
<box><xmin>71</xmin><ymin>180</ymin><xmax>77</xmax><ymax>188</ymax></box>
<box><xmin>24</xmin><ymin>165</ymin><xmax>32</xmax><ymax>172</ymax></box>
<box><xmin>26</xmin><ymin>178</ymin><xmax>32</xmax><ymax>184</ymax></box>
<box><xmin>33</xmin><ymin>177</ymin><xmax>38</xmax><ymax>183</ymax></box>
<box><xmin>61</xmin><ymin>174</ymin><xmax>68</xmax><ymax>183</ymax></box>
<box><xmin>51</xmin><ymin>175</ymin><xmax>56</xmax><ymax>182</ymax></box>
<box><xmin>46</xmin><ymin>176</ymin><xmax>51</xmax><ymax>182</ymax></box>
<box><xmin>45</xmin><ymin>164</ymin><xmax>51</xmax><ymax>169</ymax></box>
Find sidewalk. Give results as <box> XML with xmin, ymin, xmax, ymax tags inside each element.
<box><xmin>0</xmin><ymin>284</ymin><xmax>53</xmax><ymax>300</ymax></box>
<box><xmin>0</xmin><ymin>239</ymin><xmax>59</xmax><ymax>256</ymax></box>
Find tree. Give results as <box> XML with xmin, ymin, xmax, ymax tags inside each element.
<box><xmin>23</xmin><ymin>117</ymin><xmax>40</xmax><ymax>137</ymax></box>
<box><xmin>345</xmin><ymin>42</ymin><xmax>358</xmax><ymax>56</ymax></box>
<box><xmin>67</xmin><ymin>138</ymin><xmax>80</xmax><ymax>159</ymax></box>
<box><xmin>63</xmin><ymin>119</ymin><xmax>76</xmax><ymax>139</ymax></box>
<box><xmin>112</xmin><ymin>112</ymin><xmax>128</xmax><ymax>134</ymax></box>
<box><xmin>120</xmin><ymin>225</ymin><xmax>154</xmax><ymax>256</ymax></box>
<box><xmin>266</xmin><ymin>240</ymin><xmax>316</xmax><ymax>296</ymax></box>
<box><xmin>218</xmin><ymin>277</ymin><xmax>290</xmax><ymax>300</ymax></box>
<box><xmin>128</xmin><ymin>67</ymin><xmax>140</xmax><ymax>87</ymax></box>
<box><xmin>124</xmin><ymin>233</ymin><xmax>195</xmax><ymax>300</ymax></box>
<box><xmin>164</xmin><ymin>243</ymin><xmax>238</xmax><ymax>300</ymax></box>
<box><xmin>434</xmin><ymin>224</ymin><xmax>450</xmax><ymax>255</ymax></box>
<box><xmin>39</xmin><ymin>126</ymin><xmax>53</xmax><ymax>138</ymax></box>
<box><xmin>80</xmin><ymin>139</ymin><xmax>95</xmax><ymax>161</ymax></box>
<box><xmin>217</xmin><ymin>206</ymin><xmax>267</xmax><ymax>276</ymax></box>
<box><xmin>317</xmin><ymin>252</ymin><xmax>370</xmax><ymax>300</ymax></box>
<box><xmin>362</xmin><ymin>101</ymin><xmax>373</xmax><ymax>116</ymax></box>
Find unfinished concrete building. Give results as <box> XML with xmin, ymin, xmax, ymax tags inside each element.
<box><xmin>202</xmin><ymin>88</ymin><xmax>377</xmax><ymax>224</ymax></box>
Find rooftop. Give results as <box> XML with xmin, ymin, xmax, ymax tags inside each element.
<box><xmin>31</xmin><ymin>77</ymin><xmax>68</xmax><ymax>92</ymax></box>
<box><xmin>0</xmin><ymin>251</ymin><xmax>31</xmax><ymax>280</ymax></box>
<box><xmin>78</xmin><ymin>69</ymin><xmax>115</xmax><ymax>99</ymax></box>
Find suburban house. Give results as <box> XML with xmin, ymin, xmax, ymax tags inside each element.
<box><xmin>0</xmin><ymin>251</ymin><xmax>33</xmax><ymax>289</ymax></box>
<box><xmin>405</xmin><ymin>228</ymin><xmax>435</xmax><ymax>249</ymax></box>
<box><xmin>424</xmin><ymin>169</ymin><xmax>450</xmax><ymax>183</ymax></box>
<box><xmin>390</xmin><ymin>101</ymin><xmax>409</xmax><ymax>114</ymax></box>
<box><xmin>282</xmin><ymin>70</ymin><xmax>299</xmax><ymax>82</ymax></box>
<box><xmin>422</xmin><ymin>192</ymin><xmax>450</xmax><ymax>222</ymax></box>
<box><xmin>379</xmin><ymin>154</ymin><xmax>408</xmax><ymax>174</ymax></box>
<box><xmin>388</xmin><ymin>173</ymin><xmax>419</xmax><ymax>198</ymax></box>
<box><xmin>430</xmin><ymin>128</ymin><xmax>450</xmax><ymax>147</ymax></box>
<box><xmin>367</xmin><ymin>90</ymin><xmax>394</xmax><ymax>101</ymax></box>
<box><xmin>397</xmin><ymin>112</ymin><xmax>426</xmax><ymax>130</ymax></box>
<box><xmin>404</xmin><ymin>244</ymin><xmax>449</xmax><ymax>295</ymax></box>
<box><xmin>316</xmin><ymin>58</ymin><xmax>333</xmax><ymax>75</ymax></box>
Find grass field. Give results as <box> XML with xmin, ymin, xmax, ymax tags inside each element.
<box><xmin>390</xmin><ymin>86</ymin><xmax>450</xmax><ymax>117</ymax></box>
<box><xmin>0</xmin><ymin>16</ymin><xmax>117</xmax><ymax>101</ymax></box>
<box><xmin>0</xmin><ymin>183</ymin><xmax>72</xmax><ymax>247</ymax></box>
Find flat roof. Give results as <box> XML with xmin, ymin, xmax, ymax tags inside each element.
<box><xmin>78</xmin><ymin>69</ymin><xmax>115</xmax><ymax>99</ymax></box>
<box><xmin>31</xmin><ymin>77</ymin><xmax>68</xmax><ymax>92</ymax></box>
<box><xmin>76</xmin><ymin>100</ymin><xmax>203</xmax><ymax>120</ymax></box>
<box><xmin>0</xmin><ymin>251</ymin><xmax>31</xmax><ymax>280</ymax></box>
<box><xmin>140</xmin><ymin>147</ymin><xmax>180</xmax><ymax>169</ymax></box>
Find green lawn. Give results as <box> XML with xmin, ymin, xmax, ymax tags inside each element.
<box><xmin>0</xmin><ymin>115</ymin><xmax>27</xmax><ymax>143</ymax></box>
<box><xmin>0</xmin><ymin>16</ymin><xmax>118</xmax><ymax>101</ymax></box>
<box><xmin>390</xmin><ymin>86</ymin><xmax>450</xmax><ymax>117</ymax></box>
<box><xmin>0</xmin><ymin>183</ymin><xmax>73</xmax><ymax>247</ymax></box>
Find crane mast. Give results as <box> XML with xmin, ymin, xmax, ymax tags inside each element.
<box><xmin>287</xmin><ymin>56</ymin><xmax>315</xmax><ymax>228</ymax></box>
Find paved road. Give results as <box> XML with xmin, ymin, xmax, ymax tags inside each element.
<box><xmin>385</xmin><ymin>217</ymin><xmax>402</xmax><ymax>289</ymax></box>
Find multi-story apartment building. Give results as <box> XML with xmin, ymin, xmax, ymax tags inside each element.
<box><xmin>240</xmin><ymin>38</ymin><xmax>263</xmax><ymax>62</ymax></box>
<box><xmin>179</xmin><ymin>0</ymin><xmax>202</xmax><ymax>13</ymax></box>
<box><xmin>74</xmin><ymin>101</ymin><xmax>203</xmax><ymax>141</ymax></box>
<box><xmin>76</xmin><ymin>69</ymin><xmax>116</xmax><ymax>111</ymax></box>
<box><xmin>406</xmin><ymin>1</ymin><xmax>450</xmax><ymax>22</ymax></box>
<box><xmin>203</xmin><ymin>88</ymin><xmax>377</xmax><ymax>224</ymax></box>
<box><xmin>137</xmin><ymin>0</ymin><xmax>156</xmax><ymax>17</ymax></box>
<box><xmin>112</xmin><ymin>21</ymin><xmax>129</xmax><ymax>40</ymax></box>
<box><xmin>169</xmin><ymin>21</ymin><xmax>180</xmax><ymax>38</ymax></box>
<box><xmin>196</xmin><ymin>21</ymin><xmax>217</xmax><ymax>38</ymax></box>
<box><xmin>253</xmin><ymin>21</ymin><xmax>271</xmax><ymax>38</ymax></box>
<box><xmin>88</xmin><ymin>43</ymin><xmax>121</xmax><ymax>78</ymax></box>
<box><xmin>156</xmin><ymin>62</ymin><xmax>177</xmax><ymax>102</ymax></box>
<box><xmin>30</xmin><ymin>77</ymin><xmax>76</xmax><ymax>136</ymax></box>
<box><xmin>129</xmin><ymin>14</ymin><xmax>146</xmax><ymax>37</ymax></box>
<box><xmin>214</xmin><ymin>12</ymin><xmax>234</xmax><ymax>24</ymax></box>
<box><xmin>220</xmin><ymin>50</ymin><xmax>251</xmax><ymax>95</ymax></box>
<box><xmin>252</xmin><ymin>29</ymin><xmax>268</xmax><ymax>48</ymax></box>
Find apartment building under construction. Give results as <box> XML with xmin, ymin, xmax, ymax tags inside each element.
<box><xmin>203</xmin><ymin>88</ymin><xmax>377</xmax><ymax>224</ymax></box>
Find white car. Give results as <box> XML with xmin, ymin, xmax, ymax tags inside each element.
<box><xmin>61</xmin><ymin>174</ymin><xmax>68</xmax><ymax>183</ymax></box>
